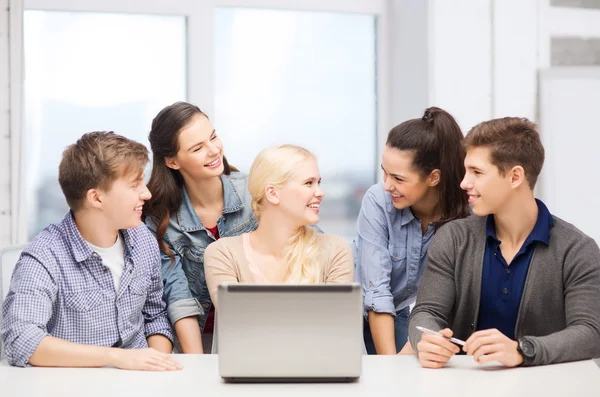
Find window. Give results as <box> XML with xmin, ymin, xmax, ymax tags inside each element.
<box><xmin>23</xmin><ymin>11</ymin><xmax>186</xmax><ymax>238</ymax></box>
<box><xmin>214</xmin><ymin>7</ymin><xmax>377</xmax><ymax>238</ymax></box>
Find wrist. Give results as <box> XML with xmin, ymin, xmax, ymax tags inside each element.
<box><xmin>516</xmin><ymin>337</ymin><xmax>535</xmax><ymax>366</ymax></box>
<box><xmin>105</xmin><ymin>348</ymin><xmax>122</xmax><ymax>368</ymax></box>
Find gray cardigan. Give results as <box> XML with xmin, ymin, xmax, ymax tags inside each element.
<box><xmin>408</xmin><ymin>215</ymin><xmax>600</xmax><ymax>366</ymax></box>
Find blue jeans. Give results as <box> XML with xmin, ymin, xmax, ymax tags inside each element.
<box><xmin>363</xmin><ymin>306</ymin><xmax>410</xmax><ymax>355</ymax></box>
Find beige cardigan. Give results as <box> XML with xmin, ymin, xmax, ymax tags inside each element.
<box><xmin>204</xmin><ymin>233</ymin><xmax>354</xmax><ymax>309</ymax></box>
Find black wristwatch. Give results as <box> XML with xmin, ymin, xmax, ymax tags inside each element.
<box><xmin>517</xmin><ymin>337</ymin><xmax>535</xmax><ymax>365</ymax></box>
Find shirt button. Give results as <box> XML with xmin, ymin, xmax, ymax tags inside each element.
<box><xmin>104</xmin><ymin>267</ymin><xmax>109</xmax><ymax>273</ymax></box>
<box><xmin>395</xmin><ymin>256</ymin><xmax>399</xmax><ymax>260</ymax></box>
<box><xmin>368</xmin><ymin>282</ymin><xmax>373</xmax><ymax>287</ymax></box>
<box><xmin>506</xmin><ymin>268</ymin><xmax>511</xmax><ymax>274</ymax></box>
<box><xmin>503</xmin><ymin>287</ymin><xmax>509</xmax><ymax>295</ymax></box>
<box><xmin>412</xmin><ymin>269</ymin><xmax>416</xmax><ymax>273</ymax></box>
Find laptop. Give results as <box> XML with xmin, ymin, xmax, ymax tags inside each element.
<box><xmin>217</xmin><ymin>283</ymin><xmax>363</xmax><ymax>382</ymax></box>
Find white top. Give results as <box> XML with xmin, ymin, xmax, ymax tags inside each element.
<box><xmin>86</xmin><ymin>234</ymin><xmax>125</xmax><ymax>292</ymax></box>
<box><xmin>0</xmin><ymin>356</ymin><xmax>598</xmax><ymax>397</ymax></box>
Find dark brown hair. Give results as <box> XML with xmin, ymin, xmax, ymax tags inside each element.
<box><xmin>386</xmin><ymin>106</ymin><xmax>469</xmax><ymax>226</ymax></box>
<box><xmin>58</xmin><ymin>131</ymin><xmax>149</xmax><ymax>211</ymax></box>
<box><xmin>463</xmin><ymin>117</ymin><xmax>544</xmax><ymax>189</ymax></box>
<box><xmin>143</xmin><ymin>101</ymin><xmax>235</xmax><ymax>260</ymax></box>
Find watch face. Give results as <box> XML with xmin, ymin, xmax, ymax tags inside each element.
<box><xmin>520</xmin><ymin>339</ymin><xmax>535</xmax><ymax>357</ymax></box>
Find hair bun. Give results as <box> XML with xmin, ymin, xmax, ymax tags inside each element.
<box><xmin>422</xmin><ymin>109</ymin><xmax>434</xmax><ymax>123</ymax></box>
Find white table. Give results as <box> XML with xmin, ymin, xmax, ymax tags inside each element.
<box><xmin>1</xmin><ymin>355</ymin><xmax>598</xmax><ymax>397</ymax></box>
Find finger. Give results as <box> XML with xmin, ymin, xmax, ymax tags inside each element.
<box><xmin>148</xmin><ymin>357</ymin><xmax>177</xmax><ymax>371</ymax></box>
<box><xmin>438</xmin><ymin>328</ymin><xmax>454</xmax><ymax>338</ymax></box>
<box><xmin>419</xmin><ymin>340</ymin><xmax>457</xmax><ymax>358</ymax></box>
<box><xmin>142</xmin><ymin>362</ymin><xmax>167</xmax><ymax>372</ymax></box>
<box><xmin>464</xmin><ymin>329</ymin><xmax>497</xmax><ymax>346</ymax></box>
<box><xmin>422</xmin><ymin>333</ymin><xmax>460</xmax><ymax>354</ymax></box>
<box><xmin>473</xmin><ymin>343</ymin><xmax>501</xmax><ymax>362</ymax></box>
<box><xmin>419</xmin><ymin>351</ymin><xmax>452</xmax><ymax>364</ymax></box>
<box><xmin>420</xmin><ymin>358</ymin><xmax>447</xmax><ymax>369</ymax></box>
<box><xmin>476</xmin><ymin>352</ymin><xmax>505</xmax><ymax>365</ymax></box>
<box><xmin>465</xmin><ymin>335</ymin><xmax>498</xmax><ymax>355</ymax></box>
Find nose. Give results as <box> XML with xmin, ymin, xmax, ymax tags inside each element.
<box><xmin>207</xmin><ymin>140</ymin><xmax>221</xmax><ymax>155</ymax></box>
<box><xmin>460</xmin><ymin>175</ymin><xmax>471</xmax><ymax>191</ymax></box>
<box><xmin>383</xmin><ymin>175</ymin><xmax>393</xmax><ymax>192</ymax></box>
<box><xmin>140</xmin><ymin>184</ymin><xmax>152</xmax><ymax>200</ymax></box>
<box><xmin>315</xmin><ymin>185</ymin><xmax>325</xmax><ymax>199</ymax></box>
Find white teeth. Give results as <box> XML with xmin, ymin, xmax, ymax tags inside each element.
<box><xmin>206</xmin><ymin>158</ymin><xmax>219</xmax><ymax>167</ymax></box>
<box><xmin>135</xmin><ymin>206</ymin><xmax>143</xmax><ymax>211</ymax></box>
<box><xmin>307</xmin><ymin>204</ymin><xmax>320</xmax><ymax>209</ymax></box>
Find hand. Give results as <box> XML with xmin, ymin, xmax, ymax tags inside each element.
<box><xmin>416</xmin><ymin>328</ymin><xmax>460</xmax><ymax>368</ymax></box>
<box><xmin>463</xmin><ymin>328</ymin><xmax>523</xmax><ymax>367</ymax></box>
<box><xmin>110</xmin><ymin>348</ymin><xmax>184</xmax><ymax>371</ymax></box>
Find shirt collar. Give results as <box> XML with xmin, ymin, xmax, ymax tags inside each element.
<box><xmin>63</xmin><ymin>211</ymin><xmax>136</xmax><ymax>263</ymax></box>
<box><xmin>485</xmin><ymin>198</ymin><xmax>554</xmax><ymax>246</ymax></box>
<box><xmin>178</xmin><ymin>173</ymin><xmax>244</xmax><ymax>231</ymax></box>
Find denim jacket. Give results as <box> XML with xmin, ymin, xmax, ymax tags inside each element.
<box><xmin>145</xmin><ymin>172</ymin><xmax>257</xmax><ymax>330</ymax></box>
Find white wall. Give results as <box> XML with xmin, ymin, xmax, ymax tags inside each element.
<box><xmin>0</xmin><ymin>0</ymin><xmax>11</xmax><ymax>248</ymax></box>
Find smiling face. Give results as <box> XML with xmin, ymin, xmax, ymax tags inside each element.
<box><xmin>96</xmin><ymin>169</ymin><xmax>152</xmax><ymax>230</ymax></box>
<box><xmin>165</xmin><ymin>114</ymin><xmax>224</xmax><ymax>181</ymax></box>
<box><xmin>460</xmin><ymin>146</ymin><xmax>514</xmax><ymax>216</ymax></box>
<box><xmin>381</xmin><ymin>145</ymin><xmax>437</xmax><ymax>210</ymax></box>
<box><xmin>275</xmin><ymin>157</ymin><xmax>324</xmax><ymax>226</ymax></box>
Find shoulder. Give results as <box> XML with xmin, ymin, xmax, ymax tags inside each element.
<box><xmin>205</xmin><ymin>235</ymin><xmax>244</xmax><ymax>259</ymax></box>
<box><xmin>430</xmin><ymin>215</ymin><xmax>485</xmax><ymax>249</ymax></box>
<box><xmin>125</xmin><ymin>222</ymin><xmax>160</xmax><ymax>252</ymax></box>
<box><xmin>318</xmin><ymin>233</ymin><xmax>351</xmax><ymax>251</ymax></box>
<box><xmin>17</xmin><ymin>222</ymin><xmax>67</xmax><ymax>276</ymax></box>
<box><xmin>549</xmin><ymin>216</ymin><xmax>599</xmax><ymax>255</ymax></box>
<box><xmin>362</xmin><ymin>183</ymin><xmax>387</xmax><ymax>207</ymax></box>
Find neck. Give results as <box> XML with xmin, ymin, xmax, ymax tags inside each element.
<box><xmin>250</xmin><ymin>210</ymin><xmax>299</xmax><ymax>259</ymax></box>
<box><xmin>410</xmin><ymin>188</ymin><xmax>441</xmax><ymax>222</ymax></box>
<box><xmin>73</xmin><ymin>210</ymin><xmax>119</xmax><ymax>248</ymax></box>
<box><xmin>493</xmin><ymin>191</ymin><xmax>538</xmax><ymax>246</ymax></box>
<box><xmin>184</xmin><ymin>174</ymin><xmax>224</xmax><ymax>209</ymax></box>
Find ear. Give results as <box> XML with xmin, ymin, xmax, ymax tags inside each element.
<box><xmin>264</xmin><ymin>184</ymin><xmax>280</xmax><ymax>205</ymax></box>
<box><xmin>509</xmin><ymin>165</ymin><xmax>526</xmax><ymax>189</ymax></box>
<box><xmin>85</xmin><ymin>188</ymin><xmax>104</xmax><ymax>210</ymax></box>
<box><xmin>165</xmin><ymin>156</ymin><xmax>181</xmax><ymax>170</ymax></box>
<box><xmin>428</xmin><ymin>169</ymin><xmax>441</xmax><ymax>187</ymax></box>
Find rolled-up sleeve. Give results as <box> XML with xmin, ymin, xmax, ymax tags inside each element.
<box><xmin>1</xmin><ymin>253</ymin><xmax>57</xmax><ymax>367</ymax></box>
<box><xmin>159</xmin><ymin>242</ymin><xmax>203</xmax><ymax>325</ymax></box>
<box><xmin>143</xmin><ymin>249</ymin><xmax>174</xmax><ymax>342</ymax></box>
<box><xmin>354</xmin><ymin>187</ymin><xmax>395</xmax><ymax>317</ymax></box>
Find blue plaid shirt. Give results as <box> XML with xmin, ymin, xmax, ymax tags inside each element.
<box><xmin>1</xmin><ymin>212</ymin><xmax>173</xmax><ymax>367</ymax></box>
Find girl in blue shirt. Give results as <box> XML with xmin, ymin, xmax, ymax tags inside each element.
<box><xmin>353</xmin><ymin>107</ymin><xmax>469</xmax><ymax>354</ymax></box>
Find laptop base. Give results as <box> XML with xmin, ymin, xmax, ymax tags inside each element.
<box><xmin>222</xmin><ymin>376</ymin><xmax>360</xmax><ymax>383</ymax></box>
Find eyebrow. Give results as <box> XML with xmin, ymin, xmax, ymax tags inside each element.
<box><xmin>466</xmin><ymin>165</ymin><xmax>484</xmax><ymax>172</ymax></box>
<box><xmin>304</xmin><ymin>176</ymin><xmax>322</xmax><ymax>183</ymax></box>
<box><xmin>380</xmin><ymin>164</ymin><xmax>405</xmax><ymax>179</ymax></box>
<box><xmin>187</xmin><ymin>129</ymin><xmax>216</xmax><ymax>152</ymax></box>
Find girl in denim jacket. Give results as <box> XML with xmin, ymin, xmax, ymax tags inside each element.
<box><xmin>144</xmin><ymin>102</ymin><xmax>257</xmax><ymax>353</ymax></box>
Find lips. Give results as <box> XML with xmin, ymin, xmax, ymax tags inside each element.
<box><xmin>205</xmin><ymin>156</ymin><xmax>222</xmax><ymax>168</ymax></box>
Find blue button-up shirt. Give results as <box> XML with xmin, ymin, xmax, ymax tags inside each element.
<box><xmin>353</xmin><ymin>183</ymin><xmax>435</xmax><ymax>317</ymax></box>
<box><xmin>1</xmin><ymin>212</ymin><xmax>173</xmax><ymax>367</ymax></box>
<box><xmin>477</xmin><ymin>199</ymin><xmax>554</xmax><ymax>339</ymax></box>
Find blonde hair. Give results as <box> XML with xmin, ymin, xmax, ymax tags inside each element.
<box><xmin>248</xmin><ymin>145</ymin><xmax>321</xmax><ymax>283</ymax></box>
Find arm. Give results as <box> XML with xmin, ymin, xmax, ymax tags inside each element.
<box><xmin>143</xmin><ymin>246</ymin><xmax>174</xmax><ymax>354</ymax></box>
<box><xmin>0</xmin><ymin>253</ymin><xmax>179</xmax><ymax>370</ymax></box>
<box><xmin>324</xmin><ymin>236</ymin><xmax>354</xmax><ymax>283</ymax></box>
<box><xmin>407</xmin><ymin>224</ymin><xmax>457</xmax><ymax>350</ymax></box>
<box><xmin>30</xmin><ymin>336</ymin><xmax>181</xmax><ymax>371</ymax></box>
<box><xmin>159</xmin><ymin>241</ymin><xmax>204</xmax><ymax>354</ymax></box>
<box><xmin>204</xmin><ymin>241</ymin><xmax>240</xmax><ymax>311</ymax></box>
<box><xmin>524</xmin><ymin>237</ymin><xmax>600</xmax><ymax>366</ymax></box>
<box><xmin>407</xmin><ymin>224</ymin><xmax>460</xmax><ymax>366</ymax></box>
<box><xmin>354</xmin><ymin>189</ymin><xmax>396</xmax><ymax>355</ymax></box>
